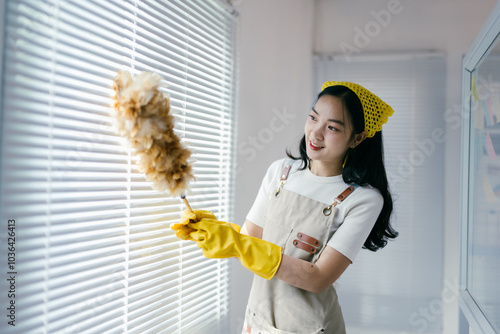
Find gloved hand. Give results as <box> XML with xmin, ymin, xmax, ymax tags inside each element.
<box><xmin>170</xmin><ymin>209</ymin><xmax>240</xmax><ymax>240</ymax></box>
<box><xmin>170</xmin><ymin>209</ymin><xmax>216</xmax><ymax>240</ymax></box>
<box><xmin>188</xmin><ymin>219</ymin><xmax>282</xmax><ymax>280</ymax></box>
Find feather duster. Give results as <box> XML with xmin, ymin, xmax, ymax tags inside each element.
<box><xmin>112</xmin><ymin>70</ymin><xmax>194</xmax><ymax>198</ymax></box>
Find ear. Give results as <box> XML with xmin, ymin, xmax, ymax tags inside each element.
<box><xmin>350</xmin><ymin>131</ymin><xmax>367</xmax><ymax>148</ymax></box>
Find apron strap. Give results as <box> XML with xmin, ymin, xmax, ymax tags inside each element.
<box><xmin>280</xmin><ymin>164</ymin><xmax>292</xmax><ymax>181</ymax></box>
<box><xmin>322</xmin><ymin>185</ymin><xmax>357</xmax><ymax>216</ymax></box>
<box><xmin>276</xmin><ymin>161</ymin><xmax>358</xmax><ymax>215</ymax></box>
<box><xmin>336</xmin><ymin>186</ymin><xmax>356</xmax><ymax>203</ymax></box>
<box><xmin>275</xmin><ymin>161</ymin><xmax>294</xmax><ymax>197</ymax></box>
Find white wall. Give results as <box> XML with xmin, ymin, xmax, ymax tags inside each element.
<box><xmin>229</xmin><ymin>0</ymin><xmax>314</xmax><ymax>332</ymax></box>
<box><xmin>231</xmin><ymin>0</ymin><xmax>496</xmax><ymax>333</ymax></box>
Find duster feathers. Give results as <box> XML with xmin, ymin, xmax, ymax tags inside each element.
<box><xmin>112</xmin><ymin>70</ymin><xmax>193</xmax><ymax>196</ymax></box>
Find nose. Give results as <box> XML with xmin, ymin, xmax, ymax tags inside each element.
<box><xmin>310</xmin><ymin>124</ymin><xmax>324</xmax><ymax>141</ymax></box>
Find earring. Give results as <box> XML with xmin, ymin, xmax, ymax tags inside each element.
<box><xmin>342</xmin><ymin>150</ymin><xmax>350</xmax><ymax>168</ymax></box>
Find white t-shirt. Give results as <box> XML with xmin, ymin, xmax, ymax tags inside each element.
<box><xmin>246</xmin><ymin>158</ymin><xmax>384</xmax><ymax>262</ymax></box>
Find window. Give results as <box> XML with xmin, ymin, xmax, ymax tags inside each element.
<box><xmin>460</xmin><ymin>5</ymin><xmax>500</xmax><ymax>332</ymax></box>
<box><xmin>0</xmin><ymin>1</ymin><xmax>238</xmax><ymax>333</ymax></box>
<box><xmin>314</xmin><ymin>53</ymin><xmax>446</xmax><ymax>333</ymax></box>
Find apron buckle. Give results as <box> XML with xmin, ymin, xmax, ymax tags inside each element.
<box><xmin>275</xmin><ymin>164</ymin><xmax>292</xmax><ymax>198</ymax></box>
<box><xmin>275</xmin><ymin>181</ymin><xmax>285</xmax><ymax>198</ymax></box>
<box><xmin>322</xmin><ymin>206</ymin><xmax>333</xmax><ymax>216</ymax></box>
<box><xmin>323</xmin><ymin>201</ymin><xmax>339</xmax><ymax>216</ymax></box>
<box><xmin>323</xmin><ymin>186</ymin><xmax>356</xmax><ymax>215</ymax></box>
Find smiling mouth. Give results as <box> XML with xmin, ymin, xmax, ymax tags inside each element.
<box><xmin>309</xmin><ymin>141</ymin><xmax>324</xmax><ymax>150</ymax></box>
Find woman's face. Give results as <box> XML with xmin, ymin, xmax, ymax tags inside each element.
<box><xmin>304</xmin><ymin>95</ymin><xmax>355</xmax><ymax>172</ymax></box>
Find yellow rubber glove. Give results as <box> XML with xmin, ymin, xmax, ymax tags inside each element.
<box><xmin>170</xmin><ymin>209</ymin><xmax>217</xmax><ymax>240</ymax></box>
<box><xmin>188</xmin><ymin>219</ymin><xmax>282</xmax><ymax>280</ymax></box>
<box><xmin>170</xmin><ymin>209</ymin><xmax>240</xmax><ymax>240</ymax></box>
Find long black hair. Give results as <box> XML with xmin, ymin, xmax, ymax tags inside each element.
<box><xmin>287</xmin><ymin>85</ymin><xmax>398</xmax><ymax>251</ymax></box>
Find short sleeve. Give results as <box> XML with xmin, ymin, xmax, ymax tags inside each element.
<box><xmin>245</xmin><ymin>159</ymin><xmax>287</xmax><ymax>227</ymax></box>
<box><xmin>327</xmin><ymin>188</ymin><xmax>384</xmax><ymax>262</ymax></box>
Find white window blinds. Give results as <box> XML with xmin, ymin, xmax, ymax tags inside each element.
<box><xmin>314</xmin><ymin>53</ymin><xmax>446</xmax><ymax>333</ymax></box>
<box><xmin>0</xmin><ymin>1</ymin><xmax>237</xmax><ymax>333</ymax></box>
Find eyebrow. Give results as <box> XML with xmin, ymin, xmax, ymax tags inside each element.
<box><xmin>312</xmin><ymin>107</ymin><xmax>345</xmax><ymax>127</ymax></box>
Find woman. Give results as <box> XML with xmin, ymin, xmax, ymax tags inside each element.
<box><xmin>171</xmin><ymin>81</ymin><xmax>399</xmax><ymax>333</ymax></box>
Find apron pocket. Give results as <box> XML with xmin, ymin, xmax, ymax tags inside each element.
<box><xmin>261</xmin><ymin>223</ymin><xmax>293</xmax><ymax>252</ymax></box>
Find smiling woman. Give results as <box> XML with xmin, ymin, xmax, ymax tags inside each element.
<box><xmin>312</xmin><ymin>53</ymin><xmax>448</xmax><ymax>332</ymax></box>
<box><xmin>288</xmin><ymin>83</ymin><xmax>397</xmax><ymax>251</ymax></box>
<box><xmin>172</xmin><ymin>81</ymin><xmax>398</xmax><ymax>333</ymax></box>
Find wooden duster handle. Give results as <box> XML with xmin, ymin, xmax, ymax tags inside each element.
<box><xmin>180</xmin><ymin>194</ymin><xmax>193</xmax><ymax>213</ymax></box>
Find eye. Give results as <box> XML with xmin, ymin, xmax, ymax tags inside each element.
<box><xmin>328</xmin><ymin>126</ymin><xmax>338</xmax><ymax>131</ymax></box>
<box><xmin>308</xmin><ymin>114</ymin><xmax>317</xmax><ymax>121</ymax></box>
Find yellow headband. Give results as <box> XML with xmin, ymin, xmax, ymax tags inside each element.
<box><xmin>322</xmin><ymin>81</ymin><xmax>394</xmax><ymax>138</ymax></box>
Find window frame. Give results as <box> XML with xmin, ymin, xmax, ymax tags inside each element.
<box><xmin>460</xmin><ymin>2</ymin><xmax>500</xmax><ymax>334</ymax></box>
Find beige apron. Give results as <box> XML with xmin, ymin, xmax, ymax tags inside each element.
<box><xmin>242</xmin><ymin>164</ymin><xmax>355</xmax><ymax>334</ymax></box>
